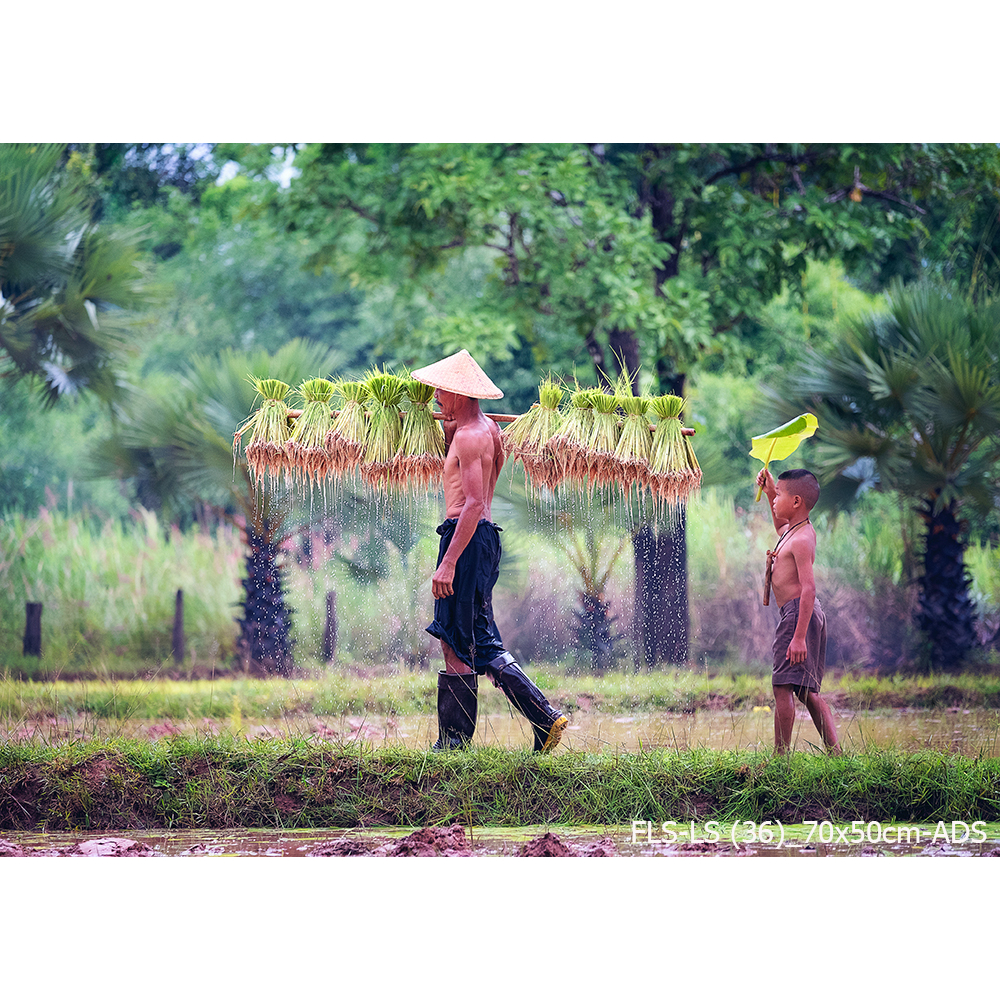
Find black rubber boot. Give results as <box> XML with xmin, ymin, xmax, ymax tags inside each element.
<box><xmin>432</xmin><ymin>671</ymin><xmax>478</xmax><ymax>751</ymax></box>
<box><xmin>485</xmin><ymin>653</ymin><xmax>568</xmax><ymax>753</ymax></box>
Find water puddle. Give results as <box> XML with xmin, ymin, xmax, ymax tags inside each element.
<box><xmin>6</xmin><ymin>823</ymin><xmax>1000</xmax><ymax>858</ymax></box>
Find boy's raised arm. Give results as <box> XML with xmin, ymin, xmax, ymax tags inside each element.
<box><xmin>755</xmin><ymin>468</ymin><xmax>788</xmax><ymax>533</ymax></box>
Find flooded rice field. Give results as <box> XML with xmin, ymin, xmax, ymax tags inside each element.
<box><xmin>6</xmin><ymin>706</ymin><xmax>1000</xmax><ymax>757</ymax></box>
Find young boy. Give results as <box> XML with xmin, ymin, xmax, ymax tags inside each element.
<box><xmin>755</xmin><ymin>467</ymin><xmax>840</xmax><ymax>754</ymax></box>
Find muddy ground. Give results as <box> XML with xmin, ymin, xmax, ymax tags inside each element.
<box><xmin>0</xmin><ymin>825</ymin><xmax>619</xmax><ymax>857</ymax></box>
<box><xmin>4</xmin><ymin>823</ymin><xmax>998</xmax><ymax>857</ymax></box>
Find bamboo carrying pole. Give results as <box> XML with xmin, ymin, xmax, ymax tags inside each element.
<box><xmin>286</xmin><ymin>409</ymin><xmax>695</xmax><ymax>434</ymax></box>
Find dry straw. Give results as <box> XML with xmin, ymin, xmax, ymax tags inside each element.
<box><xmin>236</xmin><ymin>377</ymin><xmax>292</xmax><ymax>490</ymax></box>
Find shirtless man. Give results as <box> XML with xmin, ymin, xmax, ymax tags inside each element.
<box><xmin>756</xmin><ymin>467</ymin><xmax>840</xmax><ymax>754</ymax></box>
<box><xmin>411</xmin><ymin>350</ymin><xmax>568</xmax><ymax>753</ymax></box>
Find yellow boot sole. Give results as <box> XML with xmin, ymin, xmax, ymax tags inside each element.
<box><xmin>540</xmin><ymin>715</ymin><xmax>568</xmax><ymax>753</ymax></box>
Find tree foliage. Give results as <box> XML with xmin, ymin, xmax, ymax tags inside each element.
<box><xmin>119</xmin><ymin>174</ymin><xmax>366</xmax><ymax>373</ymax></box>
<box><xmin>263</xmin><ymin>143</ymin><xmax>997</xmax><ymax>387</ymax></box>
<box><xmin>0</xmin><ymin>144</ymin><xmax>154</xmax><ymax>406</ymax></box>
<box><xmin>774</xmin><ymin>285</ymin><xmax>1000</xmax><ymax>668</ymax></box>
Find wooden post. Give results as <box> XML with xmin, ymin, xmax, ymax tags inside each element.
<box><xmin>23</xmin><ymin>603</ymin><xmax>42</xmax><ymax>657</ymax></box>
<box><xmin>322</xmin><ymin>590</ymin><xmax>338</xmax><ymax>662</ymax></box>
<box><xmin>172</xmin><ymin>589</ymin><xmax>185</xmax><ymax>665</ymax></box>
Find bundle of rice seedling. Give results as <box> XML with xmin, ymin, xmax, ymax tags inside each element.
<box><xmin>503</xmin><ymin>379</ymin><xmax>558</xmax><ymax>463</ymax></box>
<box><xmin>545</xmin><ymin>387</ymin><xmax>596</xmax><ymax>491</ymax></box>
<box><xmin>683</xmin><ymin>431</ymin><xmax>702</xmax><ymax>491</ymax></box>
<box><xmin>502</xmin><ymin>378</ymin><xmax>564</xmax><ymax>491</ymax></box>
<box><xmin>612</xmin><ymin>392</ymin><xmax>653</xmax><ymax>497</ymax></box>
<box><xmin>327</xmin><ymin>379</ymin><xmax>370</xmax><ymax>480</ymax></box>
<box><xmin>235</xmin><ymin>377</ymin><xmax>293</xmax><ymax>490</ymax></box>
<box><xmin>648</xmin><ymin>393</ymin><xmax>702</xmax><ymax>508</ymax></box>
<box><xmin>287</xmin><ymin>377</ymin><xmax>336</xmax><ymax>490</ymax></box>
<box><xmin>360</xmin><ymin>368</ymin><xmax>406</xmax><ymax>491</ymax></box>
<box><xmin>391</xmin><ymin>377</ymin><xmax>445</xmax><ymax>493</ymax></box>
<box><xmin>586</xmin><ymin>389</ymin><xmax>622</xmax><ymax>490</ymax></box>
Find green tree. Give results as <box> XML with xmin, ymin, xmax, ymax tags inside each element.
<box><xmin>842</xmin><ymin>144</ymin><xmax>1000</xmax><ymax>299</ymax></box>
<box><xmin>777</xmin><ymin>285</ymin><xmax>1000</xmax><ymax>670</ymax></box>
<box><xmin>0</xmin><ymin>378</ymin><xmax>132</xmax><ymax>518</ymax></box>
<box><xmin>92</xmin><ymin>340</ymin><xmax>339</xmax><ymax>674</ymax></box>
<box><xmin>114</xmin><ymin>174</ymin><xmax>367</xmax><ymax>373</ymax></box>
<box><xmin>83</xmin><ymin>142</ymin><xmax>219</xmax><ymax>218</ymax></box>
<box><xmin>0</xmin><ymin>144</ymin><xmax>153</xmax><ymax>406</ymax></box>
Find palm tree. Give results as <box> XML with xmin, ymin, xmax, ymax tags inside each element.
<box><xmin>94</xmin><ymin>341</ymin><xmax>339</xmax><ymax>674</ymax></box>
<box><xmin>776</xmin><ymin>285</ymin><xmax>1000</xmax><ymax>670</ymax></box>
<box><xmin>0</xmin><ymin>144</ymin><xmax>152</xmax><ymax>405</ymax></box>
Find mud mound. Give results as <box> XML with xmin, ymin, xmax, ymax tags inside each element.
<box><xmin>0</xmin><ymin>838</ymin><xmax>32</xmax><ymax>857</ymax></box>
<box><xmin>577</xmin><ymin>837</ymin><xmax>618</xmax><ymax>857</ymax></box>
<box><xmin>518</xmin><ymin>833</ymin><xmax>576</xmax><ymax>857</ymax></box>
<box><xmin>69</xmin><ymin>838</ymin><xmax>164</xmax><ymax>857</ymax></box>
<box><xmin>308</xmin><ymin>837</ymin><xmax>385</xmax><ymax>857</ymax></box>
<box><xmin>383</xmin><ymin>824</ymin><xmax>473</xmax><ymax>857</ymax></box>
<box><xmin>518</xmin><ymin>832</ymin><xmax>618</xmax><ymax>856</ymax></box>
<box><xmin>0</xmin><ymin>836</ymin><xmax>162</xmax><ymax>857</ymax></box>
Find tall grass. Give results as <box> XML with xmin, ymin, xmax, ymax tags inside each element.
<box><xmin>1</xmin><ymin>491</ymin><xmax>998</xmax><ymax>675</ymax></box>
<box><xmin>0</xmin><ymin>508</ymin><xmax>241</xmax><ymax>668</ymax></box>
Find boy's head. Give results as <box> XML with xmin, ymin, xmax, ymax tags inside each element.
<box><xmin>775</xmin><ymin>469</ymin><xmax>820</xmax><ymax>514</ymax></box>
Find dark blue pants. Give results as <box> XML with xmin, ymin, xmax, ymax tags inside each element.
<box><xmin>425</xmin><ymin>519</ymin><xmax>507</xmax><ymax>671</ymax></box>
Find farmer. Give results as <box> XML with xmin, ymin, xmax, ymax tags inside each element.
<box><xmin>755</xmin><ymin>467</ymin><xmax>841</xmax><ymax>754</ymax></box>
<box><xmin>411</xmin><ymin>349</ymin><xmax>569</xmax><ymax>753</ymax></box>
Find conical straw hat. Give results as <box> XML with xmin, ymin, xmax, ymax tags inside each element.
<box><xmin>410</xmin><ymin>349</ymin><xmax>504</xmax><ymax>399</ymax></box>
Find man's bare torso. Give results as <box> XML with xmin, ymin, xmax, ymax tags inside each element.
<box><xmin>442</xmin><ymin>415</ymin><xmax>504</xmax><ymax>518</ymax></box>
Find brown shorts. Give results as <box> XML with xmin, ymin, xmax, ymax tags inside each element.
<box><xmin>772</xmin><ymin>597</ymin><xmax>826</xmax><ymax>694</ymax></box>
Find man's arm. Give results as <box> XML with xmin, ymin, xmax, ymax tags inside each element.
<box><xmin>787</xmin><ymin>535</ymin><xmax>817</xmax><ymax>664</ymax></box>
<box><xmin>432</xmin><ymin>427</ymin><xmax>487</xmax><ymax>600</ymax></box>
<box><xmin>442</xmin><ymin>415</ymin><xmax>457</xmax><ymax>455</ymax></box>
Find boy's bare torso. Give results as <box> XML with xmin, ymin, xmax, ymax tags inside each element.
<box><xmin>768</xmin><ymin>522</ymin><xmax>816</xmax><ymax>607</ymax></box>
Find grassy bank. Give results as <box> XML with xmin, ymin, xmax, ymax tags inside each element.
<box><xmin>2</xmin><ymin>738</ymin><xmax>999</xmax><ymax>831</ymax></box>
<box><xmin>4</xmin><ymin>669</ymin><xmax>1000</xmax><ymax>726</ymax></box>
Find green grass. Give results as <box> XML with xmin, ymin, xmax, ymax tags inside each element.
<box><xmin>0</xmin><ymin>509</ymin><xmax>242</xmax><ymax>666</ymax></box>
<box><xmin>5</xmin><ymin>667</ymin><xmax>1000</xmax><ymax>728</ymax></box>
<box><xmin>3</xmin><ymin>738</ymin><xmax>1000</xmax><ymax>831</ymax></box>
